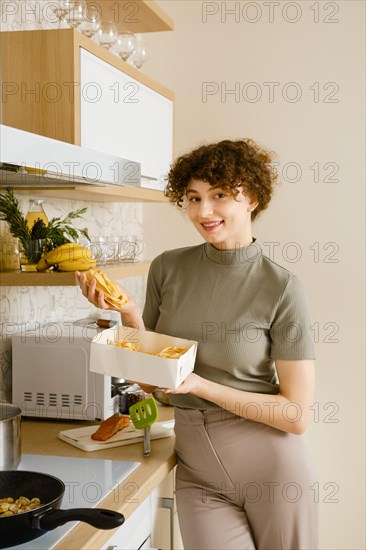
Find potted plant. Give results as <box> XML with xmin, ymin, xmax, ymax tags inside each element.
<box><xmin>0</xmin><ymin>187</ymin><xmax>90</xmax><ymax>271</ymax></box>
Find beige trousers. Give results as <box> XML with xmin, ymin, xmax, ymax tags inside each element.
<box><xmin>174</xmin><ymin>407</ymin><xmax>318</xmax><ymax>550</ymax></box>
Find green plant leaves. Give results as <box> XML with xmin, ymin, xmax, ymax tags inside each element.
<box><xmin>0</xmin><ymin>187</ymin><xmax>90</xmax><ymax>250</ymax></box>
<box><xmin>0</xmin><ymin>188</ymin><xmax>31</xmax><ymax>240</ymax></box>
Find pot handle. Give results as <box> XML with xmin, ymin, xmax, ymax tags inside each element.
<box><xmin>33</xmin><ymin>508</ymin><xmax>125</xmax><ymax>531</ymax></box>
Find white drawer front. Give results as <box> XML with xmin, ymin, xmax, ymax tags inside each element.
<box><xmin>102</xmin><ymin>496</ymin><xmax>151</xmax><ymax>550</ymax></box>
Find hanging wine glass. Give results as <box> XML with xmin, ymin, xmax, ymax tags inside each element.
<box><xmin>78</xmin><ymin>5</ymin><xmax>101</xmax><ymax>38</ymax></box>
<box><xmin>64</xmin><ymin>1</ymin><xmax>85</xmax><ymax>29</ymax></box>
<box><xmin>128</xmin><ymin>38</ymin><xmax>148</xmax><ymax>70</ymax></box>
<box><xmin>53</xmin><ymin>0</ymin><xmax>72</xmax><ymax>28</ymax></box>
<box><xmin>94</xmin><ymin>21</ymin><xmax>118</xmax><ymax>49</ymax></box>
<box><xmin>112</xmin><ymin>33</ymin><xmax>136</xmax><ymax>61</ymax></box>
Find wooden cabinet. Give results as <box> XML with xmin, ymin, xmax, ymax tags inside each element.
<box><xmin>1</xmin><ymin>28</ymin><xmax>174</xmax><ymax>183</ymax></box>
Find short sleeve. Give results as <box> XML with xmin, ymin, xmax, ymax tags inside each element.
<box><xmin>270</xmin><ymin>275</ymin><xmax>316</xmax><ymax>360</ymax></box>
<box><xmin>142</xmin><ymin>254</ymin><xmax>163</xmax><ymax>330</ymax></box>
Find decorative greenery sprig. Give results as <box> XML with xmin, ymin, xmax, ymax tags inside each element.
<box><xmin>0</xmin><ymin>187</ymin><xmax>30</xmax><ymax>240</ymax></box>
<box><xmin>0</xmin><ymin>187</ymin><xmax>90</xmax><ymax>250</ymax></box>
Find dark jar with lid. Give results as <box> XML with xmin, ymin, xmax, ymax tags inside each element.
<box><xmin>118</xmin><ymin>384</ymin><xmax>145</xmax><ymax>414</ymax></box>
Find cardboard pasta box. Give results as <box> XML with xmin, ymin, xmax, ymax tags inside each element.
<box><xmin>90</xmin><ymin>325</ymin><xmax>198</xmax><ymax>389</ymax></box>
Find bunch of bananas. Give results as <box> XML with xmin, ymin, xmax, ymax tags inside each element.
<box><xmin>36</xmin><ymin>243</ymin><xmax>96</xmax><ymax>272</ymax></box>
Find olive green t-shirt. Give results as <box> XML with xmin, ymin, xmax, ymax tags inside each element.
<box><xmin>142</xmin><ymin>239</ymin><xmax>316</xmax><ymax>409</ymax></box>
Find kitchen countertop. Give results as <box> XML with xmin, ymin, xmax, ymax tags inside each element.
<box><xmin>20</xmin><ymin>403</ymin><xmax>176</xmax><ymax>550</ymax></box>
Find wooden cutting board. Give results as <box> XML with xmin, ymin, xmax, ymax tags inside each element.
<box><xmin>58</xmin><ymin>420</ymin><xmax>174</xmax><ymax>452</ymax></box>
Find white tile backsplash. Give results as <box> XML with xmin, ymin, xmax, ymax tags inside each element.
<box><xmin>0</xmin><ymin>194</ymin><xmax>145</xmax><ymax>402</ymax></box>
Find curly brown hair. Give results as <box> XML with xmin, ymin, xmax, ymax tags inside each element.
<box><xmin>165</xmin><ymin>139</ymin><xmax>279</xmax><ymax>221</ymax></box>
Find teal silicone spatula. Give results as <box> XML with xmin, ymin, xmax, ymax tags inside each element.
<box><xmin>129</xmin><ymin>397</ymin><xmax>158</xmax><ymax>456</ymax></box>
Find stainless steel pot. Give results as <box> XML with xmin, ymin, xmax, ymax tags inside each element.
<box><xmin>0</xmin><ymin>403</ymin><xmax>21</xmax><ymax>470</ymax></box>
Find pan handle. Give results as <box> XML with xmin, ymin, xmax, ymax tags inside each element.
<box><xmin>33</xmin><ymin>508</ymin><xmax>125</xmax><ymax>531</ymax></box>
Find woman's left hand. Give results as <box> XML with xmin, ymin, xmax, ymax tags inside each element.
<box><xmin>166</xmin><ymin>373</ymin><xmax>203</xmax><ymax>395</ymax></box>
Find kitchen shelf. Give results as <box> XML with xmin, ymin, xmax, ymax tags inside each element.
<box><xmin>85</xmin><ymin>0</ymin><xmax>174</xmax><ymax>33</ymax></box>
<box><xmin>0</xmin><ymin>261</ymin><xmax>151</xmax><ymax>287</ymax></box>
<box><xmin>0</xmin><ymin>183</ymin><xmax>168</xmax><ymax>203</ymax></box>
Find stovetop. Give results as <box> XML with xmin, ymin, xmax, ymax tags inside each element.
<box><xmin>13</xmin><ymin>454</ymin><xmax>140</xmax><ymax>549</ymax></box>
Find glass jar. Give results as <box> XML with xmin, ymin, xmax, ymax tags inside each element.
<box><xmin>118</xmin><ymin>384</ymin><xmax>145</xmax><ymax>415</ymax></box>
<box><xmin>19</xmin><ymin>239</ymin><xmax>47</xmax><ymax>272</ymax></box>
<box><xmin>0</xmin><ymin>239</ymin><xmax>20</xmax><ymax>271</ymax></box>
<box><xmin>26</xmin><ymin>200</ymin><xmax>48</xmax><ymax>230</ymax></box>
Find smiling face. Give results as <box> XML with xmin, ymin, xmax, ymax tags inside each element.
<box><xmin>186</xmin><ymin>179</ymin><xmax>258</xmax><ymax>250</ymax></box>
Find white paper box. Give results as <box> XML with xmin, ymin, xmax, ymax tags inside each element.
<box><xmin>90</xmin><ymin>326</ymin><xmax>198</xmax><ymax>389</ymax></box>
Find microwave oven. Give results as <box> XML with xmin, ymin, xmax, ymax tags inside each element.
<box><xmin>12</xmin><ymin>321</ymin><xmax>119</xmax><ymax>421</ymax></box>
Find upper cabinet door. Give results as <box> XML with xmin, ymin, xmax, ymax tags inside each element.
<box><xmin>80</xmin><ymin>49</ymin><xmax>173</xmax><ymax>182</ymax></box>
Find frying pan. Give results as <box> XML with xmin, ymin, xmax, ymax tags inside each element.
<box><xmin>0</xmin><ymin>470</ymin><xmax>124</xmax><ymax>548</ymax></box>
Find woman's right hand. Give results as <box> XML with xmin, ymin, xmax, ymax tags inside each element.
<box><xmin>76</xmin><ymin>271</ymin><xmax>145</xmax><ymax>329</ymax></box>
<box><xmin>77</xmin><ymin>270</ymin><xmax>124</xmax><ymax>311</ymax></box>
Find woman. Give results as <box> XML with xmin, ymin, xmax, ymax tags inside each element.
<box><xmin>77</xmin><ymin>139</ymin><xmax>318</xmax><ymax>550</ymax></box>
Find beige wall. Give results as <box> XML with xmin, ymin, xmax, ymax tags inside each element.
<box><xmin>142</xmin><ymin>1</ymin><xmax>365</xmax><ymax>549</ymax></box>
